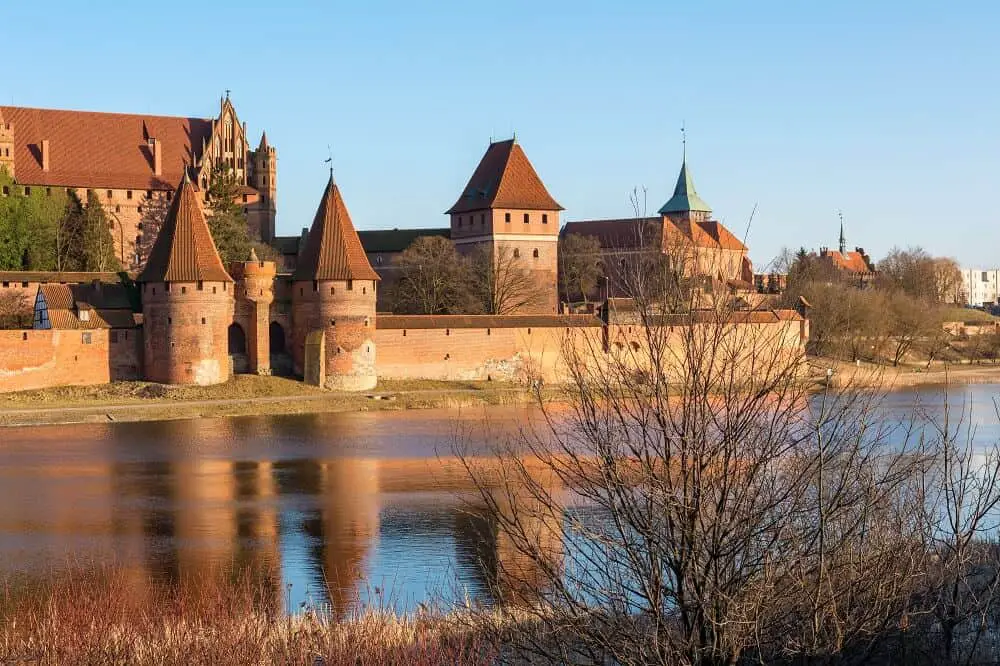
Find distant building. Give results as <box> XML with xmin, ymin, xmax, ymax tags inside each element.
<box><xmin>562</xmin><ymin>154</ymin><xmax>753</xmax><ymax>300</ymax></box>
<box><xmin>960</xmin><ymin>268</ymin><xmax>1000</xmax><ymax>307</ymax></box>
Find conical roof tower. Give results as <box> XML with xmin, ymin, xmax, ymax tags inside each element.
<box><xmin>139</xmin><ymin>173</ymin><xmax>232</xmax><ymax>283</ymax></box>
<box><xmin>293</xmin><ymin>174</ymin><xmax>379</xmax><ymax>282</ymax></box>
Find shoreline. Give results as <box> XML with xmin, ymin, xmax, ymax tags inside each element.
<box><xmin>0</xmin><ymin>377</ymin><xmax>546</xmax><ymax>428</ymax></box>
<box><xmin>813</xmin><ymin>359</ymin><xmax>1000</xmax><ymax>390</ymax></box>
<box><xmin>4</xmin><ymin>361</ymin><xmax>1000</xmax><ymax>428</ymax></box>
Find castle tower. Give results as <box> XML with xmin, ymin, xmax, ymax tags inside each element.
<box><xmin>658</xmin><ymin>155</ymin><xmax>712</xmax><ymax>225</ymax></box>
<box><xmin>0</xmin><ymin>109</ymin><xmax>14</xmax><ymax>180</ymax></box>
<box><xmin>291</xmin><ymin>173</ymin><xmax>379</xmax><ymax>391</ymax></box>
<box><xmin>446</xmin><ymin>138</ymin><xmax>563</xmax><ymax>314</ymax></box>
<box><xmin>139</xmin><ymin>174</ymin><xmax>235</xmax><ymax>385</ymax></box>
<box><xmin>250</xmin><ymin>131</ymin><xmax>277</xmax><ymax>242</ymax></box>
<box><xmin>230</xmin><ymin>247</ymin><xmax>276</xmax><ymax>376</ymax></box>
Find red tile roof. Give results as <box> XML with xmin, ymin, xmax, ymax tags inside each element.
<box><xmin>293</xmin><ymin>176</ymin><xmax>380</xmax><ymax>282</ymax></box>
<box><xmin>822</xmin><ymin>250</ymin><xmax>872</xmax><ymax>274</ymax></box>
<box><xmin>446</xmin><ymin>139</ymin><xmax>562</xmax><ymax>214</ymax></box>
<box><xmin>0</xmin><ymin>105</ymin><xmax>212</xmax><ymax>191</ymax></box>
<box><xmin>138</xmin><ymin>176</ymin><xmax>232</xmax><ymax>283</ymax></box>
<box><xmin>563</xmin><ymin>216</ymin><xmax>747</xmax><ymax>252</ymax></box>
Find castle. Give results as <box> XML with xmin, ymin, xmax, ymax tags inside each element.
<box><xmin>0</xmin><ymin>98</ymin><xmax>807</xmax><ymax>393</ymax></box>
<box><xmin>0</xmin><ymin>96</ymin><xmax>277</xmax><ymax>268</ymax></box>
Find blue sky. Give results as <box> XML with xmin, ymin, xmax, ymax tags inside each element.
<box><xmin>4</xmin><ymin>1</ymin><xmax>998</xmax><ymax>268</ymax></box>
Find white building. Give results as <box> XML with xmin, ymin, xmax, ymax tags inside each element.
<box><xmin>961</xmin><ymin>268</ymin><xmax>1000</xmax><ymax>307</ymax></box>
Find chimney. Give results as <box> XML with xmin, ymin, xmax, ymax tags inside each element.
<box><xmin>151</xmin><ymin>138</ymin><xmax>162</xmax><ymax>176</ymax></box>
<box><xmin>41</xmin><ymin>139</ymin><xmax>50</xmax><ymax>172</ymax></box>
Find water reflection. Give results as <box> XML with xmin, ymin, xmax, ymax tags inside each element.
<box><xmin>6</xmin><ymin>384</ymin><xmax>997</xmax><ymax>616</ymax></box>
<box><xmin>0</xmin><ymin>407</ymin><xmax>559</xmax><ymax>615</ymax></box>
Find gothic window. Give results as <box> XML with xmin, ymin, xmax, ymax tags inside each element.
<box><xmin>524</xmin><ymin>213</ymin><xmax>529</xmax><ymax>224</ymax></box>
<box><xmin>533</xmin><ymin>249</ymin><xmax>539</xmax><ymax>258</ymax></box>
<box><xmin>126</xmin><ymin>190</ymin><xmax>133</xmax><ymax>200</ymax></box>
<box><xmin>514</xmin><ymin>248</ymin><xmax>520</xmax><ymax>259</ymax></box>
<box><xmin>505</xmin><ymin>213</ymin><xmax>511</xmax><ymax>223</ymax></box>
<box><xmin>542</xmin><ymin>214</ymin><xmax>548</xmax><ymax>224</ymax></box>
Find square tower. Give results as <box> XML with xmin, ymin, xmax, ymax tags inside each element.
<box><xmin>446</xmin><ymin>138</ymin><xmax>562</xmax><ymax>314</ymax></box>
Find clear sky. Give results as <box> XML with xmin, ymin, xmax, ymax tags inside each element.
<box><xmin>4</xmin><ymin>1</ymin><xmax>998</xmax><ymax>269</ymax></box>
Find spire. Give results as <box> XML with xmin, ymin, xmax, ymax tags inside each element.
<box><xmin>293</xmin><ymin>175</ymin><xmax>379</xmax><ymax>282</ymax></box>
<box><xmin>258</xmin><ymin>131</ymin><xmax>269</xmax><ymax>151</ymax></box>
<box><xmin>838</xmin><ymin>211</ymin><xmax>846</xmax><ymax>254</ymax></box>
<box><xmin>657</xmin><ymin>157</ymin><xmax>712</xmax><ymax>216</ymax></box>
<box><xmin>139</xmin><ymin>176</ymin><xmax>232</xmax><ymax>283</ymax></box>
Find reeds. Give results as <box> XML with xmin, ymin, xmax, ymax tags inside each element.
<box><xmin>0</xmin><ymin>566</ymin><xmax>495</xmax><ymax>665</ymax></box>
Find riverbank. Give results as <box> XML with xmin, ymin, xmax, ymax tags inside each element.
<box><xmin>0</xmin><ymin>376</ymin><xmax>549</xmax><ymax>427</ymax></box>
<box><xmin>810</xmin><ymin>356</ymin><xmax>1000</xmax><ymax>389</ymax></box>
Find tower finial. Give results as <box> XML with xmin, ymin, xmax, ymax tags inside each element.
<box><xmin>681</xmin><ymin>121</ymin><xmax>687</xmax><ymax>162</ymax></box>
<box><xmin>324</xmin><ymin>145</ymin><xmax>333</xmax><ymax>179</ymax></box>
<box><xmin>838</xmin><ymin>210</ymin><xmax>846</xmax><ymax>254</ymax></box>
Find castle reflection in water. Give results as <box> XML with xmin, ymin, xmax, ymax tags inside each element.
<box><xmin>0</xmin><ymin>408</ymin><xmax>563</xmax><ymax>616</ymax></box>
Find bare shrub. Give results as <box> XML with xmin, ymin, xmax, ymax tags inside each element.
<box><xmin>456</xmin><ymin>247</ymin><xmax>1000</xmax><ymax>665</ymax></box>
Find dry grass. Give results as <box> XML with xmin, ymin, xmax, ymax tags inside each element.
<box><xmin>0</xmin><ymin>567</ymin><xmax>495</xmax><ymax>665</ymax></box>
<box><xmin>0</xmin><ymin>375</ymin><xmax>326</xmax><ymax>409</ymax></box>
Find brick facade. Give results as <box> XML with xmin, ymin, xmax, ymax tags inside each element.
<box><xmin>141</xmin><ymin>280</ymin><xmax>235</xmax><ymax>385</ymax></box>
<box><xmin>0</xmin><ymin>328</ymin><xmax>140</xmax><ymax>393</ymax></box>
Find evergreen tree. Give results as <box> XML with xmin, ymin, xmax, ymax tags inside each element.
<box><xmin>206</xmin><ymin>164</ymin><xmax>253</xmax><ymax>265</ymax></box>
<box><xmin>80</xmin><ymin>190</ymin><xmax>121</xmax><ymax>272</ymax></box>
<box><xmin>0</xmin><ymin>168</ymin><xmax>66</xmax><ymax>270</ymax></box>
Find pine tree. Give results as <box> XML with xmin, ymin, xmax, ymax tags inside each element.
<box><xmin>206</xmin><ymin>164</ymin><xmax>253</xmax><ymax>265</ymax></box>
<box><xmin>80</xmin><ymin>190</ymin><xmax>121</xmax><ymax>272</ymax></box>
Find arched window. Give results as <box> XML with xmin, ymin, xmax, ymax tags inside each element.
<box><xmin>532</xmin><ymin>248</ymin><xmax>539</xmax><ymax>258</ymax></box>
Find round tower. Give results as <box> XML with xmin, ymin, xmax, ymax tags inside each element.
<box><xmin>230</xmin><ymin>248</ymin><xmax>277</xmax><ymax>375</ymax></box>
<box><xmin>139</xmin><ymin>174</ymin><xmax>235</xmax><ymax>385</ymax></box>
<box><xmin>291</xmin><ymin>174</ymin><xmax>379</xmax><ymax>391</ymax></box>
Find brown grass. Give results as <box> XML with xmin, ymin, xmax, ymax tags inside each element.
<box><xmin>0</xmin><ymin>566</ymin><xmax>495</xmax><ymax>665</ymax></box>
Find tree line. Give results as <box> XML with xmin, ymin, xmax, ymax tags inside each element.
<box><xmin>780</xmin><ymin>246</ymin><xmax>966</xmax><ymax>365</ymax></box>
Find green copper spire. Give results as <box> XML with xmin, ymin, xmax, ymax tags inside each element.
<box><xmin>657</xmin><ymin>158</ymin><xmax>712</xmax><ymax>216</ymax></box>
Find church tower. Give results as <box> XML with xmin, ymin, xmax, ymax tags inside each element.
<box><xmin>446</xmin><ymin>138</ymin><xmax>563</xmax><ymax>314</ymax></box>
<box><xmin>250</xmin><ymin>131</ymin><xmax>277</xmax><ymax>242</ymax></box>
<box><xmin>139</xmin><ymin>174</ymin><xmax>235</xmax><ymax>386</ymax></box>
<box><xmin>0</xmin><ymin>109</ymin><xmax>14</xmax><ymax>180</ymax></box>
<box><xmin>657</xmin><ymin>155</ymin><xmax>712</xmax><ymax>225</ymax></box>
<box><xmin>291</xmin><ymin>173</ymin><xmax>379</xmax><ymax>391</ymax></box>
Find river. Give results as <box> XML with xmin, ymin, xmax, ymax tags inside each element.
<box><xmin>1</xmin><ymin>384</ymin><xmax>999</xmax><ymax>616</ymax></box>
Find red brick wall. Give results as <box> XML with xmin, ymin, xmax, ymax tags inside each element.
<box><xmin>374</xmin><ymin>324</ymin><xmax>591</xmax><ymax>383</ymax></box>
<box><xmin>0</xmin><ymin>328</ymin><xmax>141</xmax><ymax>393</ymax></box>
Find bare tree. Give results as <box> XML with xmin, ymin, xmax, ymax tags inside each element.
<box><xmin>388</xmin><ymin>235</ymin><xmax>479</xmax><ymax>314</ymax></box>
<box><xmin>470</xmin><ymin>243</ymin><xmax>543</xmax><ymax>315</ymax></box>
<box><xmin>0</xmin><ymin>291</ymin><xmax>29</xmax><ymax>329</ymax></box>
<box><xmin>558</xmin><ymin>233</ymin><xmax>603</xmax><ymax>307</ymax></box>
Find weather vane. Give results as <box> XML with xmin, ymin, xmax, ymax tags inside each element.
<box><xmin>681</xmin><ymin>121</ymin><xmax>687</xmax><ymax>161</ymax></box>
<box><xmin>324</xmin><ymin>145</ymin><xmax>333</xmax><ymax>177</ymax></box>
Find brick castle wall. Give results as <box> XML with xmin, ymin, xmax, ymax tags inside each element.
<box><xmin>142</xmin><ymin>281</ymin><xmax>234</xmax><ymax>386</ymax></box>
<box><xmin>0</xmin><ymin>328</ymin><xmax>141</xmax><ymax>393</ymax></box>
<box><xmin>291</xmin><ymin>279</ymin><xmax>378</xmax><ymax>390</ymax></box>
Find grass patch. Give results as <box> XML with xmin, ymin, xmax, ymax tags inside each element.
<box><xmin>941</xmin><ymin>306</ymin><xmax>999</xmax><ymax>324</ymax></box>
